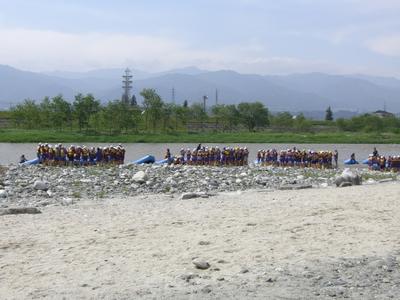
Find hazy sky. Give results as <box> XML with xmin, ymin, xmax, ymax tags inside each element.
<box><xmin>0</xmin><ymin>0</ymin><xmax>399</xmax><ymax>76</ymax></box>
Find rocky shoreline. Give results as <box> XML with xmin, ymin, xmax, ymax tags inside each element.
<box><xmin>0</xmin><ymin>163</ymin><xmax>397</xmax><ymax>207</ymax></box>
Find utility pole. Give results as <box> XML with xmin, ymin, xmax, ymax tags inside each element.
<box><xmin>172</xmin><ymin>87</ymin><xmax>175</xmax><ymax>104</ymax></box>
<box><xmin>203</xmin><ymin>95</ymin><xmax>208</xmax><ymax>112</ymax></box>
<box><xmin>215</xmin><ymin>89</ymin><xmax>219</xmax><ymax>106</ymax></box>
<box><xmin>122</xmin><ymin>68</ymin><xmax>133</xmax><ymax>105</ymax></box>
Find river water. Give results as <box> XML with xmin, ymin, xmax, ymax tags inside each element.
<box><xmin>0</xmin><ymin>143</ymin><xmax>399</xmax><ymax>166</ymax></box>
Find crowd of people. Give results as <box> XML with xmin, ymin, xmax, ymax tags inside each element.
<box><xmin>29</xmin><ymin>143</ymin><xmax>126</xmax><ymax>166</ymax></box>
<box><xmin>20</xmin><ymin>143</ymin><xmax>400</xmax><ymax>172</ymax></box>
<box><xmin>365</xmin><ymin>148</ymin><xmax>400</xmax><ymax>171</ymax></box>
<box><xmin>164</xmin><ymin>144</ymin><xmax>250</xmax><ymax>166</ymax></box>
<box><xmin>256</xmin><ymin>148</ymin><xmax>339</xmax><ymax>169</ymax></box>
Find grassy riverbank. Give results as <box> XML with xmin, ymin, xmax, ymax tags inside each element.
<box><xmin>1</xmin><ymin>129</ymin><xmax>400</xmax><ymax>144</ymax></box>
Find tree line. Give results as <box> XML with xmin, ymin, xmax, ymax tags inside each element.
<box><xmin>10</xmin><ymin>89</ymin><xmax>269</xmax><ymax>133</ymax></box>
<box><xmin>9</xmin><ymin>89</ymin><xmax>400</xmax><ymax>134</ymax></box>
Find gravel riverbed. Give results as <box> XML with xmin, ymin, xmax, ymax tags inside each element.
<box><xmin>0</xmin><ymin>163</ymin><xmax>398</xmax><ymax>207</ymax></box>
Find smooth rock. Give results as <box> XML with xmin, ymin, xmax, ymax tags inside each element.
<box><xmin>379</xmin><ymin>178</ymin><xmax>394</xmax><ymax>183</ymax></box>
<box><xmin>180</xmin><ymin>192</ymin><xmax>201</xmax><ymax>200</ymax></box>
<box><xmin>335</xmin><ymin>169</ymin><xmax>361</xmax><ymax>187</ymax></box>
<box><xmin>193</xmin><ymin>259</ymin><xmax>210</xmax><ymax>270</ymax></box>
<box><xmin>198</xmin><ymin>241</ymin><xmax>211</xmax><ymax>246</ymax></box>
<box><xmin>339</xmin><ymin>182</ymin><xmax>353</xmax><ymax>188</ymax></box>
<box><xmin>0</xmin><ymin>207</ymin><xmax>41</xmax><ymax>216</ymax></box>
<box><xmin>0</xmin><ymin>190</ymin><xmax>7</xmax><ymax>198</ymax></box>
<box><xmin>61</xmin><ymin>198</ymin><xmax>74</xmax><ymax>206</ymax></box>
<box><xmin>132</xmin><ymin>171</ymin><xmax>148</xmax><ymax>184</ymax></box>
<box><xmin>33</xmin><ymin>180</ymin><xmax>49</xmax><ymax>191</ymax></box>
<box><xmin>294</xmin><ymin>184</ymin><xmax>313</xmax><ymax>190</ymax></box>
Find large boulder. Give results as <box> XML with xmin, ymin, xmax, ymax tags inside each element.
<box><xmin>0</xmin><ymin>190</ymin><xmax>7</xmax><ymax>198</ymax></box>
<box><xmin>132</xmin><ymin>171</ymin><xmax>148</xmax><ymax>184</ymax></box>
<box><xmin>335</xmin><ymin>169</ymin><xmax>362</xmax><ymax>187</ymax></box>
<box><xmin>33</xmin><ymin>180</ymin><xmax>49</xmax><ymax>191</ymax></box>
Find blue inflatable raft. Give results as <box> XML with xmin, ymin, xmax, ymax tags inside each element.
<box><xmin>344</xmin><ymin>159</ymin><xmax>359</xmax><ymax>165</ymax></box>
<box><xmin>362</xmin><ymin>159</ymin><xmax>370</xmax><ymax>165</ymax></box>
<box><xmin>21</xmin><ymin>158</ymin><xmax>40</xmax><ymax>166</ymax></box>
<box><xmin>155</xmin><ymin>158</ymin><xmax>170</xmax><ymax>165</ymax></box>
<box><xmin>131</xmin><ymin>155</ymin><xmax>155</xmax><ymax>164</ymax></box>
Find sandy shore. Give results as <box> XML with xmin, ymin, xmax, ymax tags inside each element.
<box><xmin>1</xmin><ymin>183</ymin><xmax>400</xmax><ymax>299</ymax></box>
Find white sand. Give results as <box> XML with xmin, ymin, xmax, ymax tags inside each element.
<box><xmin>1</xmin><ymin>183</ymin><xmax>400</xmax><ymax>299</ymax></box>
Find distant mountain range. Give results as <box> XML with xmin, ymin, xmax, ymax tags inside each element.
<box><xmin>1</xmin><ymin>64</ymin><xmax>399</xmax><ymax>116</ymax></box>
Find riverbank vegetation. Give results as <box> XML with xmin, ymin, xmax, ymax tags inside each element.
<box><xmin>1</xmin><ymin>129</ymin><xmax>400</xmax><ymax>143</ymax></box>
<box><xmin>2</xmin><ymin>89</ymin><xmax>400</xmax><ymax>143</ymax></box>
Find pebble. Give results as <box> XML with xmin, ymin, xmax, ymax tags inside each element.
<box><xmin>193</xmin><ymin>259</ymin><xmax>210</xmax><ymax>270</ymax></box>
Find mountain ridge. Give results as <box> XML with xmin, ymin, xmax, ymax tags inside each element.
<box><xmin>1</xmin><ymin>65</ymin><xmax>399</xmax><ymax>112</ymax></box>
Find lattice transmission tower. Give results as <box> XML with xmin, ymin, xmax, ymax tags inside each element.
<box><xmin>122</xmin><ymin>68</ymin><xmax>133</xmax><ymax>104</ymax></box>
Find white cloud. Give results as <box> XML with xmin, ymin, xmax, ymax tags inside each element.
<box><xmin>367</xmin><ymin>35</ymin><xmax>400</xmax><ymax>56</ymax></box>
<box><xmin>0</xmin><ymin>27</ymin><xmax>396</xmax><ymax>77</ymax></box>
<box><xmin>0</xmin><ymin>27</ymin><xmax>329</xmax><ymax>74</ymax></box>
<box><xmin>0</xmin><ymin>27</ymin><xmax>223</xmax><ymax>72</ymax></box>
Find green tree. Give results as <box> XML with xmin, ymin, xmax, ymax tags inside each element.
<box><xmin>211</xmin><ymin>104</ymin><xmax>239</xmax><ymax>131</ymax></box>
<box><xmin>294</xmin><ymin>113</ymin><xmax>312</xmax><ymax>131</ymax></box>
<box><xmin>140</xmin><ymin>89</ymin><xmax>164</xmax><ymax>131</ymax></box>
<box><xmin>73</xmin><ymin>94</ymin><xmax>100</xmax><ymax>132</ymax></box>
<box><xmin>175</xmin><ymin>104</ymin><xmax>190</xmax><ymax>130</ymax></box>
<box><xmin>49</xmin><ymin>95</ymin><xmax>72</xmax><ymax>130</ymax></box>
<box><xmin>325</xmin><ymin>106</ymin><xmax>333</xmax><ymax>121</ymax></box>
<box><xmin>189</xmin><ymin>103</ymin><xmax>208</xmax><ymax>122</ymax></box>
<box><xmin>39</xmin><ymin>97</ymin><xmax>52</xmax><ymax>128</ymax></box>
<box><xmin>237</xmin><ymin>102</ymin><xmax>269</xmax><ymax>131</ymax></box>
<box><xmin>271</xmin><ymin>112</ymin><xmax>294</xmax><ymax>128</ymax></box>
<box><xmin>11</xmin><ymin>99</ymin><xmax>41</xmax><ymax>129</ymax></box>
<box><xmin>162</xmin><ymin>103</ymin><xmax>175</xmax><ymax>131</ymax></box>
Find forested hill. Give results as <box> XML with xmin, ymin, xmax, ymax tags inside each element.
<box><xmin>1</xmin><ymin>65</ymin><xmax>400</xmax><ymax>112</ymax></box>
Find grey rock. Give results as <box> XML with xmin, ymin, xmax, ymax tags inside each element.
<box><xmin>180</xmin><ymin>273</ymin><xmax>199</xmax><ymax>282</ymax></box>
<box><xmin>0</xmin><ymin>207</ymin><xmax>41</xmax><ymax>216</ymax></box>
<box><xmin>201</xmin><ymin>285</ymin><xmax>212</xmax><ymax>294</ymax></box>
<box><xmin>379</xmin><ymin>178</ymin><xmax>394</xmax><ymax>183</ymax></box>
<box><xmin>335</xmin><ymin>169</ymin><xmax>362</xmax><ymax>187</ymax></box>
<box><xmin>294</xmin><ymin>184</ymin><xmax>313</xmax><ymax>190</ymax></box>
<box><xmin>0</xmin><ymin>190</ymin><xmax>7</xmax><ymax>198</ymax></box>
<box><xmin>61</xmin><ymin>198</ymin><xmax>74</xmax><ymax>206</ymax></box>
<box><xmin>339</xmin><ymin>182</ymin><xmax>353</xmax><ymax>188</ymax></box>
<box><xmin>180</xmin><ymin>192</ymin><xmax>201</xmax><ymax>200</ymax></box>
<box><xmin>198</xmin><ymin>241</ymin><xmax>211</xmax><ymax>246</ymax></box>
<box><xmin>33</xmin><ymin>180</ymin><xmax>48</xmax><ymax>191</ymax></box>
<box><xmin>132</xmin><ymin>171</ymin><xmax>148</xmax><ymax>184</ymax></box>
<box><xmin>193</xmin><ymin>259</ymin><xmax>210</xmax><ymax>270</ymax></box>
